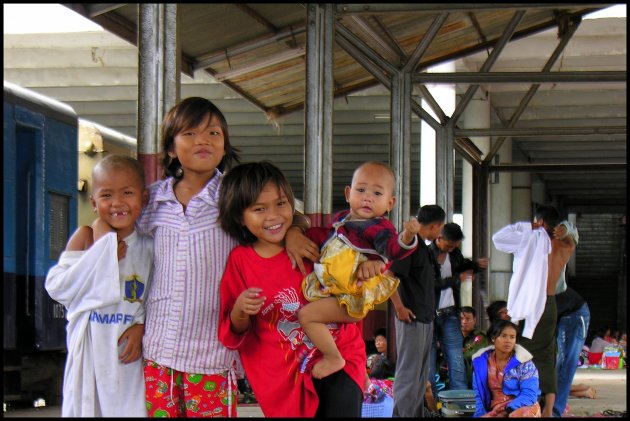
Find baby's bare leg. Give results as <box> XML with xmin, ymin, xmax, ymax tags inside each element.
<box><xmin>298</xmin><ymin>297</ymin><xmax>361</xmax><ymax>379</ymax></box>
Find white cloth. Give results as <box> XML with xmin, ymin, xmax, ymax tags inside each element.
<box><xmin>492</xmin><ymin>222</ymin><xmax>551</xmax><ymax>339</ymax></box>
<box><xmin>45</xmin><ymin>231</ymin><xmax>153</xmax><ymax>417</ymax></box>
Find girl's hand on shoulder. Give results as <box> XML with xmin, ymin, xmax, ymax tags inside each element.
<box><xmin>118</xmin><ymin>323</ymin><xmax>144</xmax><ymax>364</ymax></box>
<box><xmin>285</xmin><ymin>227</ymin><xmax>320</xmax><ymax>275</ymax></box>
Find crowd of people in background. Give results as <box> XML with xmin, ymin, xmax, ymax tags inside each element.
<box><xmin>44</xmin><ymin>96</ymin><xmax>624</xmax><ymax>419</ymax></box>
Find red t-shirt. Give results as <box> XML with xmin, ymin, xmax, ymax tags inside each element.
<box><xmin>218</xmin><ymin>245</ymin><xmax>366</xmax><ymax>417</ymax></box>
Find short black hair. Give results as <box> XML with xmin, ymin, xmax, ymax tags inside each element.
<box><xmin>486</xmin><ymin>300</ymin><xmax>507</xmax><ymax>324</ymax></box>
<box><xmin>534</xmin><ymin>204</ymin><xmax>561</xmax><ymax>230</ymax></box>
<box><xmin>416</xmin><ymin>204</ymin><xmax>446</xmax><ymax>224</ymax></box>
<box><xmin>374</xmin><ymin>327</ymin><xmax>387</xmax><ymax>339</ymax></box>
<box><xmin>218</xmin><ymin>161</ymin><xmax>295</xmax><ymax>245</ymax></box>
<box><xmin>488</xmin><ymin>319</ymin><xmax>519</xmax><ymax>342</ymax></box>
<box><xmin>461</xmin><ymin>306</ymin><xmax>476</xmax><ymax>318</ymax></box>
<box><xmin>441</xmin><ymin>222</ymin><xmax>464</xmax><ymax>242</ymax></box>
<box><xmin>93</xmin><ymin>154</ymin><xmax>146</xmax><ymax>189</ymax></box>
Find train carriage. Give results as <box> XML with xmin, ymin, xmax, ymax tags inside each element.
<box><xmin>4</xmin><ymin>81</ymin><xmax>138</xmax><ymax>405</ymax></box>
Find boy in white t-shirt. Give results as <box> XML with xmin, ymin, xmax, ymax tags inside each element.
<box><xmin>46</xmin><ymin>155</ymin><xmax>153</xmax><ymax>417</ymax></box>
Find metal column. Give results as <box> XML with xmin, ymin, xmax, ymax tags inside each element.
<box><xmin>304</xmin><ymin>4</ymin><xmax>334</xmax><ymax>227</ymax></box>
<box><xmin>137</xmin><ymin>3</ymin><xmax>180</xmax><ymax>185</ymax></box>
<box><xmin>390</xmin><ymin>71</ymin><xmax>412</xmax><ymax>230</ymax></box>
<box><xmin>436</xmin><ymin>125</ymin><xmax>455</xmax><ymax>219</ymax></box>
<box><xmin>473</xmin><ymin>162</ymin><xmax>490</xmax><ymax>331</ymax></box>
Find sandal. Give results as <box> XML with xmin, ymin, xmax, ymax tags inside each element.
<box><xmin>603</xmin><ymin>409</ymin><xmax>626</xmax><ymax>417</ymax></box>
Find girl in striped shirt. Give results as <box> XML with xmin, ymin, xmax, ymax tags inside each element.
<box><xmin>136</xmin><ymin>97</ymin><xmax>242</xmax><ymax>417</ymax></box>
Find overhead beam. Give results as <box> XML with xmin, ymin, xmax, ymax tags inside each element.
<box><xmin>412</xmin><ymin>71</ymin><xmax>626</xmax><ymax>84</ymax></box>
<box><xmin>455</xmin><ymin>126</ymin><xmax>626</xmax><ymax>137</ymax></box>
<box><xmin>234</xmin><ymin>4</ymin><xmax>279</xmax><ymax>33</ymax></box>
<box><xmin>344</xmin><ymin>15</ymin><xmax>402</xmax><ymax>65</ymax></box>
<box><xmin>86</xmin><ymin>4</ymin><xmax>127</xmax><ymax>17</ymax></box>
<box><xmin>336</xmin><ymin>4</ymin><xmax>611</xmax><ymax>13</ymax></box>
<box><xmin>484</xmin><ymin>15</ymin><xmax>582</xmax><ymax>162</ymax></box>
<box><xmin>213</xmin><ymin>48</ymin><xmax>306</xmax><ymax>81</ymax></box>
<box><xmin>334</xmin><ymin>21</ymin><xmax>442</xmax><ymax>131</ymax></box>
<box><xmin>371</xmin><ymin>15</ymin><xmax>407</xmax><ymax>60</ymax></box>
<box><xmin>448</xmin><ymin>10</ymin><xmax>525</xmax><ymax>126</ymax></box>
<box><xmin>490</xmin><ymin>163</ymin><xmax>626</xmax><ymax>172</ymax></box>
<box><xmin>403</xmin><ymin>12</ymin><xmax>449</xmax><ymax>72</ymax></box>
<box><xmin>193</xmin><ymin>24</ymin><xmax>306</xmax><ymax>70</ymax></box>
<box><xmin>335</xmin><ymin>22</ymin><xmax>397</xmax><ymax>75</ymax></box>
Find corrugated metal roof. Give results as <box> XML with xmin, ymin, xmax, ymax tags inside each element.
<box><xmin>64</xmin><ymin>4</ymin><xmax>611</xmax><ymax>115</ymax></box>
<box><xmin>17</xmin><ymin>4</ymin><xmax>625</xmax><ymax>212</ymax></box>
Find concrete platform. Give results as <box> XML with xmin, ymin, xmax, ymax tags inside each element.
<box><xmin>563</xmin><ymin>367</ymin><xmax>626</xmax><ymax>417</ymax></box>
<box><xmin>3</xmin><ymin>368</ymin><xmax>625</xmax><ymax>418</ymax></box>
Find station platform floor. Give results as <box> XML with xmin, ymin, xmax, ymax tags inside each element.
<box><xmin>3</xmin><ymin>366</ymin><xmax>625</xmax><ymax>418</ymax></box>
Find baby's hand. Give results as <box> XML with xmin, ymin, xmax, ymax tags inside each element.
<box><xmin>404</xmin><ymin>217</ymin><xmax>421</xmax><ymax>235</ymax></box>
<box><xmin>356</xmin><ymin>260</ymin><xmax>386</xmax><ymax>281</ymax></box>
<box><xmin>235</xmin><ymin>288</ymin><xmax>266</xmax><ymax>318</ymax></box>
<box><xmin>118</xmin><ymin>323</ymin><xmax>144</xmax><ymax>364</ymax></box>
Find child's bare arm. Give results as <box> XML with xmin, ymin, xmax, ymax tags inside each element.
<box><xmin>65</xmin><ymin>225</ymin><xmax>94</xmax><ymax>252</ymax></box>
<box><xmin>118</xmin><ymin>323</ymin><xmax>144</xmax><ymax>364</ymax></box>
<box><xmin>92</xmin><ymin>217</ymin><xmax>127</xmax><ymax>260</ymax></box>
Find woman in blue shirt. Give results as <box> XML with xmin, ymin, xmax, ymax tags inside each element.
<box><xmin>471</xmin><ymin>320</ymin><xmax>541</xmax><ymax>417</ymax></box>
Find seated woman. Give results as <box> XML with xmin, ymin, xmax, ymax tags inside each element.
<box><xmin>471</xmin><ymin>320</ymin><xmax>541</xmax><ymax>418</ymax></box>
<box><xmin>588</xmin><ymin>326</ymin><xmax>615</xmax><ymax>365</ymax></box>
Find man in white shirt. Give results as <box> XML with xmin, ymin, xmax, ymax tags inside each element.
<box><xmin>492</xmin><ymin>204</ymin><xmax>576</xmax><ymax>417</ymax></box>
<box><xmin>428</xmin><ymin>223</ymin><xmax>488</xmax><ymax>396</ymax></box>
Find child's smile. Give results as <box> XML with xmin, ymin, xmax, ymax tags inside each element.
<box><xmin>242</xmin><ymin>181</ymin><xmax>294</xmax><ymax>256</ymax></box>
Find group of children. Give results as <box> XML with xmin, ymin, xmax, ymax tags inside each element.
<box><xmin>45</xmin><ymin>97</ymin><xmax>425</xmax><ymax>417</ymax></box>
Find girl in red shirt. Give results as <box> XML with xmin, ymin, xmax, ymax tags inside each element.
<box><xmin>217</xmin><ymin>161</ymin><xmax>366</xmax><ymax>417</ymax></box>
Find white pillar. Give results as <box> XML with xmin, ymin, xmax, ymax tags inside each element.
<box><xmin>420</xmin><ymin>61</ymin><xmax>455</xmax><ymax>207</ymax></box>
<box><xmin>460</xmin><ymin>89</ymin><xmax>490</xmax><ymax>307</ymax></box>
<box><xmin>460</xmin><ymin>91</ymin><xmax>490</xmax><ymax>258</ymax></box>
<box><xmin>489</xmin><ymin>141</ymin><xmax>513</xmax><ymax>302</ymax></box>
<box><xmin>511</xmin><ymin>172</ymin><xmax>532</xmax><ymax>222</ymax></box>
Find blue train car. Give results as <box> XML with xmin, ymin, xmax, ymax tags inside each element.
<box><xmin>3</xmin><ymin>80</ymin><xmax>78</xmax><ymax>403</ymax></box>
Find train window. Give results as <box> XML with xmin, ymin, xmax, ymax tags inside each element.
<box><xmin>49</xmin><ymin>193</ymin><xmax>70</xmax><ymax>260</ymax></box>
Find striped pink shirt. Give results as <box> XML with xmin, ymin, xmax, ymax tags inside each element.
<box><xmin>137</xmin><ymin>169</ymin><xmax>240</xmax><ymax>374</ymax></box>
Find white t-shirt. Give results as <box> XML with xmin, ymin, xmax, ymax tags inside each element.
<box><xmin>438</xmin><ymin>253</ymin><xmax>455</xmax><ymax>310</ymax></box>
<box><xmin>45</xmin><ymin>231</ymin><xmax>153</xmax><ymax>417</ymax></box>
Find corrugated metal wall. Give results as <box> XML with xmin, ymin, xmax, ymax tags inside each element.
<box><xmin>570</xmin><ymin>213</ymin><xmax>626</xmax><ymax>335</ymax></box>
